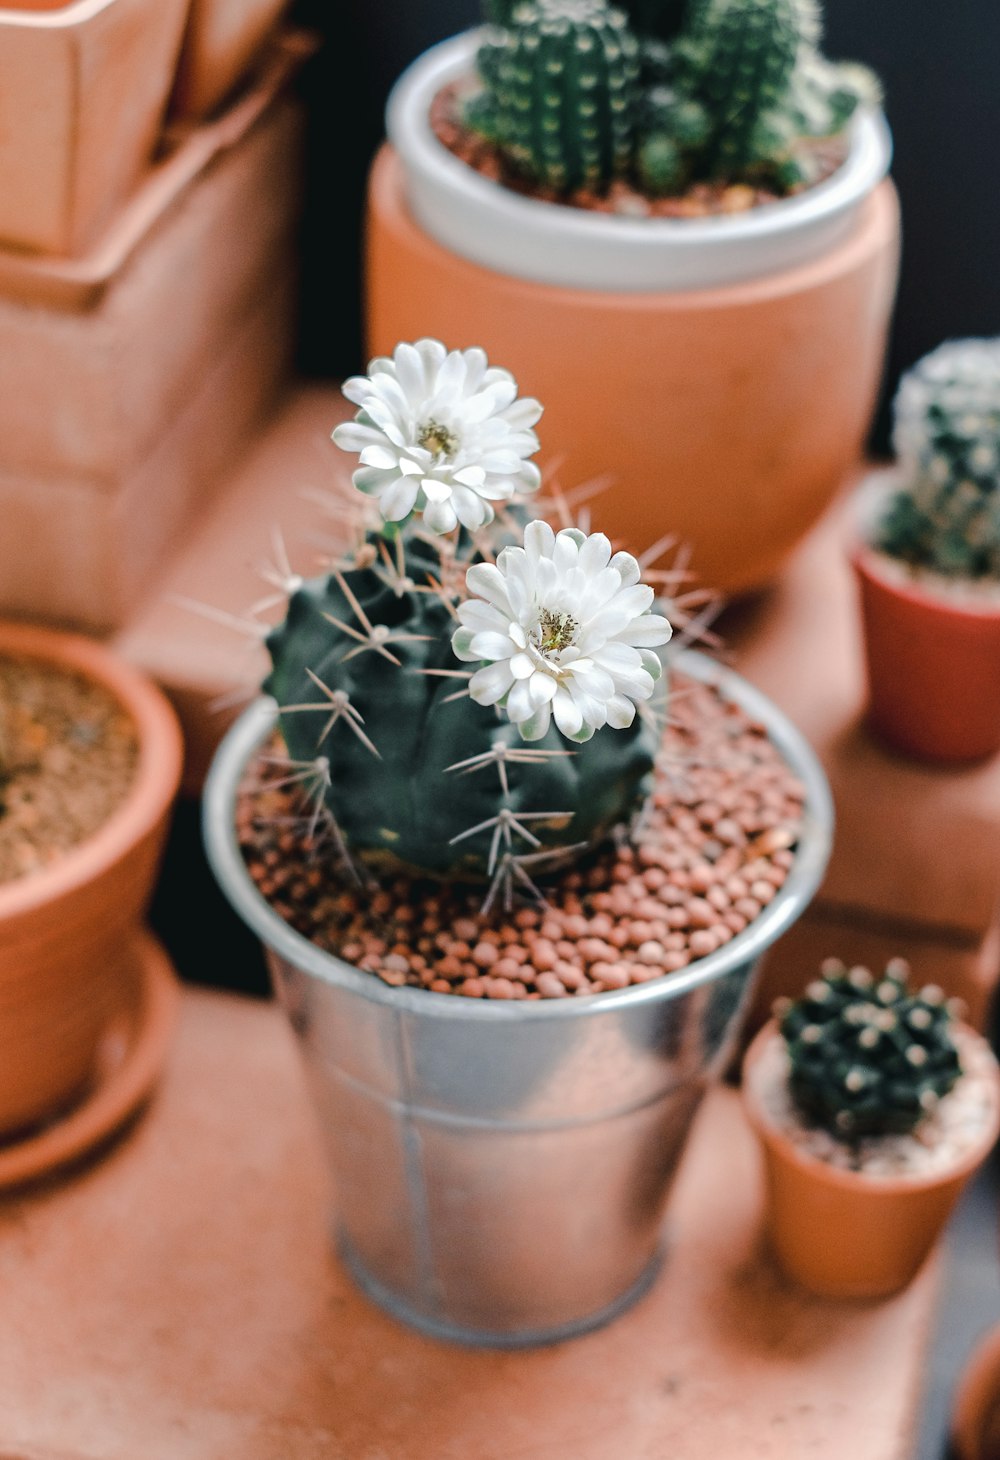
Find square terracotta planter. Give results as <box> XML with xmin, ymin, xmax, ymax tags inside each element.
<box><xmin>0</xmin><ymin>0</ymin><xmax>190</xmax><ymax>255</ymax></box>
<box><xmin>171</xmin><ymin>0</ymin><xmax>290</xmax><ymax>120</ymax></box>
<box><xmin>0</xmin><ymin>39</ymin><xmax>308</xmax><ymax>631</ymax></box>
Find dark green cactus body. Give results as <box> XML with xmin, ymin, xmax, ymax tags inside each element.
<box><xmin>618</xmin><ymin>0</ymin><xmax>688</xmax><ymax>41</ymax></box>
<box><xmin>265</xmin><ymin>537</ymin><xmax>660</xmax><ymax>881</ymax></box>
<box><xmin>877</xmin><ymin>340</ymin><xmax>1000</xmax><ymax>582</ymax></box>
<box><xmin>675</xmin><ymin>0</ymin><xmax>815</xmax><ymax>176</ymax></box>
<box><xmin>779</xmin><ymin>960</ymin><xmax>963</xmax><ymax>1139</ymax></box>
<box><xmin>471</xmin><ymin>0</ymin><xmax>641</xmax><ymax>193</ymax></box>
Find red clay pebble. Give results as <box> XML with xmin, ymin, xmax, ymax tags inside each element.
<box><xmin>238</xmin><ymin>671</ymin><xmax>805</xmax><ymax>1001</ymax></box>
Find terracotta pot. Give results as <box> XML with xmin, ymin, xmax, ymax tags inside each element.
<box><xmin>0</xmin><ymin>622</ymin><xmax>183</xmax><ymax>1138</ymax></box>
<box><xmin>853</xmin><ymin>542</ymin><xmax>1000</xmax><ymax>764</ymax></box>
<box><xmin>171</xmin><ymin>0</ymin><xmax>289</xmax><ymax>121</ymax></box>
<box><xmin>365</xmin><ymin>33</ymin><xmax>901</xmax><ymax>595</ymax></box>
<box><xmin>0</xmin><ymin>0</ymin><xmax>190</xmax><ymax>256</ymax></box>
<box><xmin>952</xmin><ymin>1326</ymin><xmax>1000</xmax><ymax>1460</ymax></box>
<box><xmin>742</xmin><ymin>1022</ymin><xmax>1000</xmax><ymax>1300</ymax></box>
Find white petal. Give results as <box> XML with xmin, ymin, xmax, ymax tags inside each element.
<box><xmin>466</xmin><ymin>563</ymin><xmax>513</xmax><ymax>613</ymax></box>
<box><xmin>578</xmin><ymin>532</ymin><xmax>612</xmax><ymax>576</ymax></box>
<box><xmin>605</xmin><ymin>695</ymin><xmax>636</xmax><ymax>729</ymax></box>
<box><xmin>469</xmin><ymin>660</ymin><xmax>515</xmax><ymax>706</ymax></box>
<box><xmin>451</xmin><ymin>487</ymin><xmax>492</xmax><ymax>531</ymax></box>
<box><xmin>609</xmin><ymin>551</ymin><xmax>641</xmax><ymax>587</ymax></box>
<box><xmin>529</xmin><ymin>671</ymin><xmax>557</xmax><ymax>705</ymax></box>
<box><xmin>470</xmin><ymin>631</ymin><xmax>516</xmax><ymax>661</ymax></box>
<box><xmin>331</xmin><ymin>422</ymin><xmax>385</xmax><ymax>452</ymax></box>
<box><xmin>358</xmin><ymin>443</ymin><xmax>400</xmax><ymax>471</ymax></box>
<box><xmin>422</xmin><ymin>495</ymin><xmax>458</xmax><ymax>534</ymax></box>
<box><xmin>552</xmin><ymin>688</ymin><xmax>584</xmax><ymax>738</ymax></box>
<box><xmin>615</xmin><ymin>613</ymin><xmax>673</xmax><ymax>648</ymax></box>
<box><xmin>456</xmin><ymin>600</ymin><xmax>509</xmax><ymax>635</ymax></box>
<box><xmin>506</xmin><ymin>678</ymin><xmax>535</xmax><ymax>723</ymax></box>
<box><xmin>451</xmin><ymin>627</ymin><xmax>478</xmax><ymax>663</ymax></box>
<box><xmin>524</xmin><ymin>519</ymin><xmax>555</xmax><ymax>561</ymax></box>
<box><xmin>510</xmin><ymin>653</ymin><xmax>535</xmax><ymax>680</ymax></box>
<box><xmin>380</xmin><ymin>475</ymin><xmax>420</xmax><ymax>522</ymax></box>
<box><xmin>517</xmin><ymin>702</ymin><xmax>552</xmax><ymax>742</ymax></box>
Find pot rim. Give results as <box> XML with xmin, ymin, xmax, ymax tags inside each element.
<box><xmin>203</xmin><ymin>649</ymin><xmax>834</xmax><ymax>1022</ymax></box>
<box><xmin>850</xmin><ymin>470</ymin><xmax>1000</xmax><ymax>623</ymax></box>
<box><xmin>742</xmin><ymin>1019</ymin><xmax>1000</xmax><ymax>1194</ymax></box>
<box><xmin>0</xmin><ymin>0</ymin><xmax>124</xmax><ymax>27</ymax></box>
<box><xmin>0</xmin><ymin>621</ymin><xmax>184</xmax><ymax>922</ymax></box>
<box><xmin>385</xmin><ymin>29</ymin><xmax>893</xmax><ymax>292</ymax></box>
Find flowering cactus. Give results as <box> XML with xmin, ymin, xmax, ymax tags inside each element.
<box><xmin>876</xmin><ymin>339</ymin><xmax>1000</xmax><ymax>582</ymax></box>
<box><xmin>777</xmin><ymin>959</ymin><xmax>963</xmax><ymax>1138</ymax></box>
<box><xmin>266</xmin><ymin>340</ymin><xmax>672</xmax><ymax>898</ymax></box>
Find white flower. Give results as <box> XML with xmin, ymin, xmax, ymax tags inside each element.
<box><xmin>452</xmin><ymin>521</ymin><xmax>673</xmax><ymax>743</ymax></box>
<box><xmin>332</xmin><ymin>339</ymin><xmax>542</xmax><ymax>535</ymax></box>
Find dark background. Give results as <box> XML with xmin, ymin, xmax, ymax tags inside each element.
<box><xmin>290</xmin><ymin>0</ymin><xmax>1000</xmax><ymax>451</ymax></box>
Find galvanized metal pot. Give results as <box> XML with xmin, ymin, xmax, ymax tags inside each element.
<box><xmin>204</xmin><ymin>653</ymin><xmax>833</xmax><ymax>1347</ymax></box>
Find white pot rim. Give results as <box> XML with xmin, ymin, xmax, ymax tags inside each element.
<box><xmin>386</xmin><ymin>29</ymin><xmax>893</xmax><ymax>293</ymax></box>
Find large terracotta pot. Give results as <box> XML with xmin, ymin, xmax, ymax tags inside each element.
<box><xmin>953</xmin><ymin>1326</ymin><xmax>1000</xmax><ymax>1460</ymax></box>
<box><xmin>743</xmin><ymin>1022</ymin><xmax>1000</xmax><ymax>1300</ymax></box>
<box><xmin>365</xmin><ymin>32</ymin><xmax>901</xmax><ymax>596</ymax></box>
<box><xmin>0</xmin><ymin>622</ymin><xmax>183</xmax><ymax>1137</ymax></box>
<box><xmin>853</xmin><ymin>542</ymin><xmax>1000</xmax><ymax>764</ymax></box>
<box><xmin>171</xmin><ymin>0</ymin><xmax>289</xmax><ymax>120</ymax></box>
<box><xmin>0</xmin><ymin>0</ymin><xmax>190</xmax><ymax>255</ymax></box>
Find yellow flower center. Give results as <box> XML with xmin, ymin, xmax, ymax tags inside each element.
<box><xmin>537</xmin><ymin>608</ymin><xmax>578</xmax><ymax>653</ymax></box>
<box><xmin>417</xmin><ymin>420</ymin><xmax>458</xmax><ymax>458</ymax></box>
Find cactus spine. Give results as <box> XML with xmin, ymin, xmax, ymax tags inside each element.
<box><xmin>265</xmin><ymin>526</ymin><xmax>662</xmax><ymax>884</ymax></box>
<box><xmin>778</xmin><ymin>959</ymin><xmax>963</xmax><ymax>1139</ymax></box>
<box><xmin>877</xmin><ymin>339</ymin><xmax>1000</xmax><ymax>582</ymax></box>
<box><xmin>472</xmin><ymin>0</ymin><xmax>641</xmax><ymax>192</ymax></box>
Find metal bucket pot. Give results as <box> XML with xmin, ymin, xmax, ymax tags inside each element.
<box><xmin>204</xmin><ymin>652</ymin><xmax>833</xmax><ymax>1346</ymax></box>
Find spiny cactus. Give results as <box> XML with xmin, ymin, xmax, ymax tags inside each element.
<box><xmin>673</xmin><ymin>0</ymin><xmax>817</xmax><ymax>177</ymax></box>
<box><xmin>468</xmin><ymin>0</ymin><xmax>641</xmax><ymax>193</ymax></box>
<box><xmin>877</xmin><ymin>339</ymin><xmax>1000</xmax><ymax>582</ymax></box>
<box><xmin>264</xmin><ymin>527</ymin><xmax>662</xmax><ymax>883</ymax></box>
<box><xmin>777</xmin><ymin>958</ymin><xmax>963</xmax><ymax>1139</ymax></box>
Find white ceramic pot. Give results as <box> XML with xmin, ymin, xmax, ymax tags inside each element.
<box><xmin>386</xmin><ymin>30</ymin><xmax>893</xmax><ymax>293</ymax></box>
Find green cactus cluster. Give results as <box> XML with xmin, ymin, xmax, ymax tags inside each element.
<box><xmin>264</xmin><ymin>524</ymin><xmax>662</xmax><ymax>883</ymax></box>
<box><xmin>876</xmin><ymin>339</ymin><xmax>1000</xmax><ymax>582</ymax></box>
<box><xmin>777</xmin><ymin>958</ymin><xmax>963</xmax><ymax>1140</ymax></box>
<box><xmin>470</xmin><ymin>1</ymin><xmax>641</xmax><ymax>193</ymax></box>
<box><xmin>465</xmin><ymin>0</ymin><xmax>879</xmax><ymax>197</ymax></box>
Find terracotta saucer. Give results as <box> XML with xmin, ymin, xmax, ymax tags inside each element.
<box><xmin>0</xmin><ymin>931</ymin><xmax>180</xmax><ymax>1192</ymax></box>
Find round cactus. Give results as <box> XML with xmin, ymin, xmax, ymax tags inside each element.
<box><xmin>674</xmin><ymin>0</ymin><xmax>818</xmax><ymax>177</ymax></box>
<box><xmin>265</xmin><ymin>527</ymin><xmax>663</xmax><ymax>883</ymax></box>
<box><xmin>777</xmin><ymin>958</ymin><xmax>963</xmax><ymax>1139</ymax></box>
<box><xmin>876</xmin><ymin>339</ymin><xmax>1000</xmax><ymax>581</ymax></box>
<box><xmin>469</xmin><ymin>0</ymin><xmax>642</xmax><ymax>193</ymax></box>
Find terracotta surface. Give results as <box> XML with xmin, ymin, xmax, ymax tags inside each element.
<box><xmin>0</xmin><ymin>0</ymin><xmax>189</xmax><ymax>255</ymax></box>
<box><xmin>952</xmin><ymin>1325</ymin><xmax>1000</xmax><ymax>1460</ymax></box>
<box><xmin>365</xmin><ymin>144</ymin><xmax>900</xmax><ymax>596</ymax></box>
<box><xmin>854</xmin><ymin>545</ymin><xmax>1000</xmax><ymax>764</ymax></box>
<box><xmin>0</xmin><ymin>623</ymin><xmax>182</xmax><ymax>1137</ymax></box>
<box><xmin>0</xmin><ymin>931</ymin><xmax>180</xmax><ymax>1190</ymax></box>
<box><xmin>748</xmin><ymin>908</ymin><xmax>1000</xmax><ymax>1036</ymax></box>
<box><xmin>0</xmin><ymin>77</ymin><xmax>303</xmax><ymax>631</ymax></box>
<box><xmin>0</xmin><ymin>985</ymin><xmax>941</xmax><ymax>1457</ymax></box>
<box><xmin>172</xmin><ymin>0</ymin><xmax>290</xmax><ymax>119</ymax></box>
<box><xmin>743</xmin><ymin>1022</ymin><xmax>1000</xmax><ymax>1300</ymax></box>
<box><xmin>115</xmin><ymin>391</ymin><xmax>1000</xmax><ymax>953</ymax></box>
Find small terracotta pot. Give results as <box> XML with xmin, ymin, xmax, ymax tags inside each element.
<box><xmin>742</xmin><ymin>1021</ymin><xmax>1000</xmax><ymax>1300</ymax></box>
<box><xmin>0</xmin><ymin>622</ymin><xmax>183</xmax><ymax>1138</ymax></box>
<box><xmin>367</xmin><ymin>146</ymin><xmax>900</xmax><ymax>595</ymax></box>
<box><xmin>952</xmin><ymin>1326</ymin><xmax>1000</xmax><ymax>1460</ymax></box>
<box><xmin>171</xmin><ymin>0</ymin><xmax>289</xmax><ymax>120</ymax></box>
<box><xmin>852</xmin><ymin>542</ymin><xmax>1000</xmax><ymax>764</ymax></box>
<box><xmin>0</xmin><ymin>0</ymin><xmax>190</xmax><ymax>255</ymax></box>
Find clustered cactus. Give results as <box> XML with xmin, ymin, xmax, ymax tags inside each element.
<box><xmin>262</xmin><ymin>339</ymin><xmax>673</xmax><ymax>904</ymax></box>
<box><xmin>465</xmin><ymin>0</ymin><xmax>879</xmax><ymax>197</ymax></box>
<box><xmin>778</xmin><ymin>958</ymin><xmax>963</xmax><ymax>1139</ymax></box>
<box><xmin>876</xmin><ymin>339</ymin><xmax>1000</xmax><ymax>582</ymax></box>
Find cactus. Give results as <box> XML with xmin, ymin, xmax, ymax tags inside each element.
<box><xmin>264</xmin><ymin>525</ymin><xmax>663</xmax><ymax>884</ymax></box>
<box><xmin>778</xmin><ymin>958</ymin><xmax>963</xmax><ymax>1139</ymax></box>
<box><xmin>672</xmin><ymin>0</ymin><xmax>818</xmax><ymax>177</ymax></box>
<box><xmin>876</xmin><ymin>339</ymin><xmax>1000</xmax><ymax>582</ymax></box>
<box><xmin>618</xmin><ymin>0</ymin><xmax>689</xmax><ymax>40</ymax></box>
<box><xmin>468</xmin><ymin>0</ymin><xmax>642</xmax><ymax>193</ymax></box>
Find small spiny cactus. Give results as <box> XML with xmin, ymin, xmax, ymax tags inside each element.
<box><xmin>673</xmin><ymin>0</ymin><xmax>818</xmax><ymax>177</ymax></box>
<box><xmin>777</xmin><ymin>958</ymin><xmax>963</xmax><ymax>1139</ymax></box>
<box><xmin>877</xmin><ymin>339</ymin><xmax>1000</xmax><ymax>582</ymax></box>
<box><xmin>468</xmin><ymin>0</ymin><xmax>641</xmax><ymax>193</ymax></box>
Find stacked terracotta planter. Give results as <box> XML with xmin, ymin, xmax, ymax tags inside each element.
<box><xmin>0</xmin><ymin>0</ymin><xmax>298</xmax><ymax>631</ymax></box>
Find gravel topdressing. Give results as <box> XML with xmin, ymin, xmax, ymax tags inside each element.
<box><xmin>0</xmin><ymin>657</ymin><xmax>139</xmax><ymax>886</ymax></box>
<box><xmin>237</xmin><ymin>673</ymin><xmax>807</xmax><ymax>1000</ymax></box>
